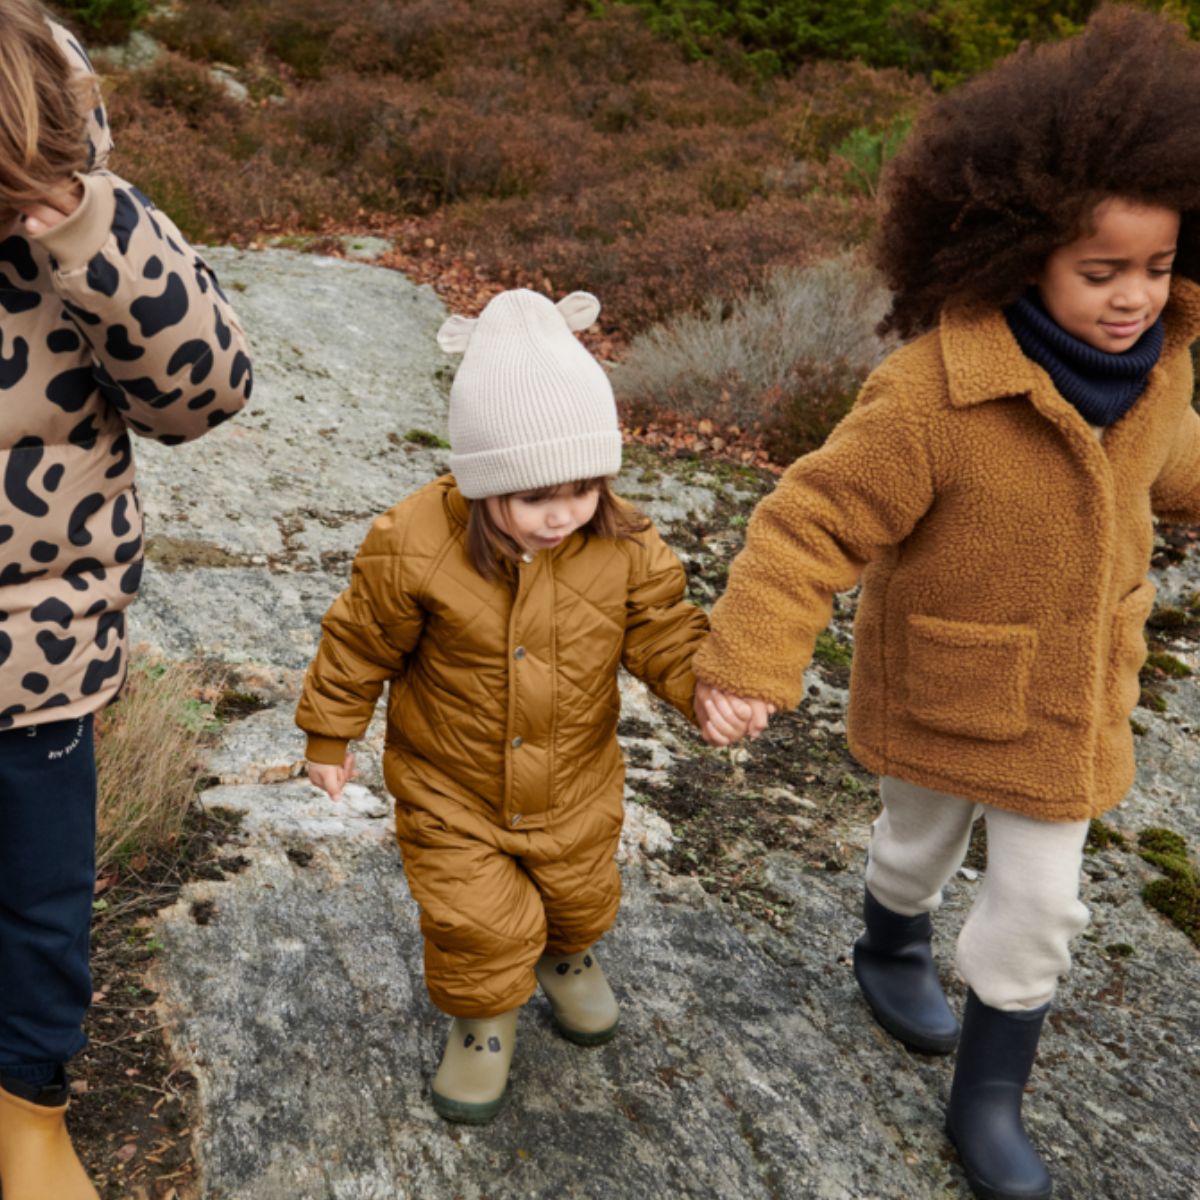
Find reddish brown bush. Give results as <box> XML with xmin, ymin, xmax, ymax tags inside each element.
<box><xmin>106</xmin><ymin>0</ymin><xmax>927</xmax><ymax>330</ymax></box>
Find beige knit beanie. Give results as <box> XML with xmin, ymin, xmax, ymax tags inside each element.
<box><xmin>436</xmin><ymin>289</ymin><xmax>622</xmax><ymax>500</ymax></box>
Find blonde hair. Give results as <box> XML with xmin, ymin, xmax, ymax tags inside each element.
<box><xmin>0</xmin><ymin>0</ymin><xmax>93</xmax><ymax>224</ymax></box>
<box><xmin>466</xmin><ymin>478</ymin><xmax>650</xmax><ymax>581</ymax></box>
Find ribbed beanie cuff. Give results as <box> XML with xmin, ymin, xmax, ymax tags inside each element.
<box><xmin>451</xmin><ymin>430</ymin><xmax>622</xmax><ymax>499</ymax></box>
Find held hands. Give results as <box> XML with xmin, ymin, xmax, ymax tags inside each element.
<box><xmin>694</xmin><ymin>680</ymin><xmax>775</xmax><ymax>747</ymax></box>
<box><xmin>20</xmin><ymin>179</ymin><xmax>83</xmax><ymax>236</ymax></box>
<box><xmin>306</xmin><ymin>752</ymin><xmax>357</xmax><ymax>801</ymax></box>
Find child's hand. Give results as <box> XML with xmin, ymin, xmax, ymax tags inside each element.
<box><xmin>694</xmin><ymin>680</ymin><xmax>775</xmax><ymax>747</ymax></box>
<box><xmin>20</xmin><ymin>179</ymin><xmax>83</xmax><ymax>236</ymax></box>
<box><xmin>306</xmin><ymin>753</ymin><xmax>357</xmax><ymax>801</ymax></box>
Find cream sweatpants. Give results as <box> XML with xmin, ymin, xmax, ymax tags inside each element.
<box><xmin>865</xmin><ymin>776</ymin><xmax>1091</xmax><ymax>1011</ymax></box>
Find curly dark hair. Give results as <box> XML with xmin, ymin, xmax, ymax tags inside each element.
<box><xmin>875</xmin><ymin>4</ymin><xmax>1200</xmax><ymax>339</ymax></box>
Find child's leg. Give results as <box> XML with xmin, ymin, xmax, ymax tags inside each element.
<box><xmin>0</xmin><ymin>715</ymin><xmax>99</xmax><ymax>1199</ymax></box>
<box><xmin>0</xmin><ymin>717</ymin><xmax>97</xmax><ymax>1084</ymax></box>
<box><xmin>956</xmin><ymin>806</ymin><xmax>1089</xmax><ymax>1010</ymax></box>
<box><xmin>947</xmin><ymin>809</ymin><xmax>1088</xmax><ymax>1200</ymax></box>
<box><xmin>866</xmin><ymin>776</ymin><xmax>979</xmax><ymax>915</ymax></box>
<box><xmin>398</xmin><ymin>829</ymin><xmax>547</xmax><ymax>1018</ymax></box>
<box><xmin>397</xmin><ymin>819</ymin><xmax>546</xmax><ymax>1123</ymax></box>
<box><xmin>523</xmin><ymin>821</ymin><xmax>622</xmax><ymax>1044</ymax></box>
<box><xmin>854</xmin><ymin>776</ymin><xmax>978</xmax><ymax>1053</ymax></box>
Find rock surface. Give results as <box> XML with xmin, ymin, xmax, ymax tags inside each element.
<box><xmin>141</xmin><ymin>249</ymin><xmax>1200</xmax><ymax>1200</ymax></box>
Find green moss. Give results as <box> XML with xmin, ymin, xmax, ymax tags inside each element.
<box><xmin>1130</xmin><ymin>717</ymin><xmax>1149</xmax><ymax>736</ymax></box>
<box><xmin>1104</xmin><ymin>943</ymin><xmax>1136</xmax><ymax>958</ymax></box>
<box><xmin>814</xmin><ymin>630</ymin><xmax>852</xmax><ymax>669</ymax></box>
<box><xmin>1086</xmin><ymin>818</ymin><xmax>1126</xmax><ymax>852</ymax></box>
<box><xmin>1138</xmin><ymin>826</ymin><xmax>1199</xmax><ymax>946</ymax></box>
<box><xmin>1144</xmin><ymin>651</ymin><xmax>1193</xmax><ymax>679</ymax></box>
<box><xmin>1147</xmin><ymin>606</ymin><xmax>1196</xmax><ymax>632</ymax></box>
<box><xmin>1138</xmin><ymin>827</ymin><xmax>1189</xmax><ymax>875</ymax></box>
<box><xmin>404</xmin><ymin>429</ymin><xmax>450</xmax><ymax>449</ymax></box>
<box><xmin>1138</xmin><ymin>689</ymin><xmax>1168</xmax><ymax>714</ymax></box>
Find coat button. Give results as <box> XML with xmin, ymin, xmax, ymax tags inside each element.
<box><xmin>521</xmin><ymin>552</ymin><xmax>534</xmax><ymax>563</ymax></box>
<box><xmin>511</xmin><ymin>736</ymin><xmax>523</xmax><ymax>748</ymax></box>
<box><xmin>514</xmin><ymin>646</ymin><xmax>526</xmax><ymax>660</ymax></box>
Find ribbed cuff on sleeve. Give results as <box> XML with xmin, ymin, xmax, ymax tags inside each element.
<box><xmin>34</xmin><ymin>171</ymin><xmax>116</xmax><ymax>272</ymax></box>
<box><xmin>305</xmin><ymin>735</ymin><xmax>350</xmax><ymax>766</ymax></box>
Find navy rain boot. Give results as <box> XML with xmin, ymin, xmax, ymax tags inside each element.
<box><xmin>852</xmin><ymin>887</ymin><xmax>960</xmax><ymax>1053</ymax></box>
<box><xmin>946</xmin><ymin>989</ymin><xmax>1052</xmax><ymax>1200</ymax></box>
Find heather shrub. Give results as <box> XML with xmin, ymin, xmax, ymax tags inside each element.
<box><xmin>47</xmin><ymin>0</ymin><xmax>147</xmax><ymax>43</ymax></box>
<box><xmin>103</xmin><ymin>0</ymin><xmax>926</xmax><ymax>325</ymax></box>
<box><xmin>124</xmin><ymin>51</ymin><xmax>239</xmax><ymax>127</ymax></box>
<box><xmin>777</xmin><ymin>59</ymin><xmax>928</xmax><ymax>160</ymax></box>
<box><xmin>149</xmin><ymin>0</ymin><xmax>247</xmax><ymax>65</ymax></box>
<box><xmin>612</xmin><ymin>254</ymin><xmax>890</xmax><ymax>458</ymax></box>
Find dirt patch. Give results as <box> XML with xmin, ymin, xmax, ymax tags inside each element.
<box><xmin>635</xmin><ymin>662</ymin><xmax>878</xmax><ymax>930</ymax></box>
<box><xmin>144</xmin><ymin>536</ymin><xmax>254</xmax><ymax>572</ymax></box>
<box><xmin>70</xmin><ymin>805</ymin><xmax>247</xmax><ymax>1199</ymax></box>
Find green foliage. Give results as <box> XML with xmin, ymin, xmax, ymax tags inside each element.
<box><xmin>814</xmin><ymin>631</ymin><xmax>852</xmax><ymax>669</ymax></box>
<box><xmin>1086</xmin><ymin>817</ymin><xmax>1126</xmax><ymax>852</ymax></box>
<box><xmin>606</xmin><ymin>2</ymin><xmax>1192</xmax><ymax>84</ymax></box>
<box><xmin>404</xmin><ymin>429</ymin><xmax>450</xmax><ymax>449</ymax></box>
<box><xmin>49</xmin><ymin>0</ymin><xmax>148</xmax><ymax>43</ymax></box>
<box><xmin>831</xmin><ymin>116</ymin><xmax>911</xmax><ymax>197</ymax></box>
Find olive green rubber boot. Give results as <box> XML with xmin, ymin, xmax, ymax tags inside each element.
<box><xmin>535</xmin><ymin>947</ymin><xmax>620</xmax><ymax>1046</ymax></box>
<box><xmin>430</xmin><ymin>1009</ymin><xmax>519</xmax><ymax>1124</ymax></box>
<box><xmin>0</xmin><ymin>1080</ymin><xmax>99</xmax><ymax>1200</ymax></box>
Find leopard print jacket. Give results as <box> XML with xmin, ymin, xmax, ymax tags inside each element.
<box><xmin>0</xmin><ymin>25</ymin><xmax>251</xmax><ymax>730</ymax></box>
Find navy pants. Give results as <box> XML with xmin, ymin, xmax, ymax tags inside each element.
<box><xmin>0</xmin><ymin>715</ymin><xmax>96</xmax><ymax>1085</ymax></box>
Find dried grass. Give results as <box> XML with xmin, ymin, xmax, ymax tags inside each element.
<box><xmin>612</xmin><ymin>252</ymin><xmax>892</xmax><ymax>440</ymax></box>
<box><xmin>94</xmin><ymin>652</ymin><xmax>215</xmax><ymax>873</ymax></box>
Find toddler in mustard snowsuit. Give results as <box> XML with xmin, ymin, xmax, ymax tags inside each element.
<box><xmin>297</xmin><ymin>289</ymin><xmax>707</xmax><ymax>1122</ymax></box>
<box><xmin>694</xmin><ymin>8</ymin><xmax>1200</xmax><ymax>1200</ymax></box>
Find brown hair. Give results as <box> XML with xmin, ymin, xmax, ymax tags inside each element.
<box><xmin>0</xmin><ymin>0</ymin><xmax>93</xmax><ymax>225</ymax></box>
<box><xmin>874</xmin><ymin>4</ymin><xmax>1200</xmax><ymax>340</ymax></box>
<box><xmin>466</xmin><ymin>477</ymin><xmax>651</xmax><ymax>581</ymax></box>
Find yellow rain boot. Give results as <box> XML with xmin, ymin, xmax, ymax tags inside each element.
<box><xmin>430</xmin><ymin>1009</ymin><xmax>519</xmax><ymax>1124</ymax></box>
<box><xmin>535</xmin><ymin>946</ymin><xmax>620</xmax><ymax>1046</ymax></box>
<box><xmin>0</xmin><ymin>1078</ymin><xmax>99</xmax><ymax>1200</ymax></box>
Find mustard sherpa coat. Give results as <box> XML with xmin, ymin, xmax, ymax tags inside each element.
<box><xmin>296</xmin><ymin>476</ymin><xmax>707</xmax><ymax>1014</ymax></box>
<box><xmin>694</xmin><ymin>278</ymin><xmax>1200</xmax><ymax>822</ymax></box>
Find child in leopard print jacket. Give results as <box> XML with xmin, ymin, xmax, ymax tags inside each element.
<box><xmin>0</xmin><ymin>5</ymin><xmax>251</xmax><ymax>1195</ymax></box>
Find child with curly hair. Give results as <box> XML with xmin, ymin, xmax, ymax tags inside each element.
<box><xmin>0</xmin><ymin>4</ymin><xmax>250</xmax><ymax>1195</ymax></box>
<box><xmin>693</xmin><ymin>7</ymin><xmax>1200</xmax><ymax>1198</ymax></box>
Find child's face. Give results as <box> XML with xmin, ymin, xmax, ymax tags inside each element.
<box><xmin>1036</xmin><ymin>198</ymin><xmax>1179</xmax><ymax>352</ymax></box>
<box><xmin>486</xmin><ymin>483</ymin><xmax>602</xmax><ymax>552</ymax></box>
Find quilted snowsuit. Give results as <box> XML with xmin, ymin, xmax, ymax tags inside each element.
<box><xmin>694</xmin><ymin>277</ymin><xmax>1200</xmax><ymax>822</ymax></box>
<box><xmin>297</xmin><ymin>476</ymin><xmax>707</xmax><ymax>1015</ymax></box>
<box><xmin>0</xmin><ymin>23</ymin><xmax>252</xmax><ymax>729</ymax></box>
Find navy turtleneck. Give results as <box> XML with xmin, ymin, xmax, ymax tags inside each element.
<box><xmin>1003</xmin><ymin>291</ymin><xmax>1164</xmax><ymax>427</ymax></box>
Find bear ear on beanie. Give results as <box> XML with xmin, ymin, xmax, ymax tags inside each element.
<box><xmin>436</xmin><ymin>314</ymin><xmax>477</xmax><ymax>354</ymax></box>
<box><xmin>556</xmin><ymin>292</ymin><xmax>601</xmax><ymax>332</ymax></box>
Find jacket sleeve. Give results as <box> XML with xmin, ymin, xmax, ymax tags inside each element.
<box><xmin>692</xmin><ymin>379</ymin><xmax>935</xmax><ymax>710</ymax></box>
<box><xmin>295</xmin><ymin>515</ymin><xmax>426</xmax><ymax>764</ymax></box>
<box><xmin>32</xmin><ymin>27</ymin><xmax>251</xmax><ymax>443</ymax></box>
<box><xmin>621</xmin><ymin>523</ymin><xmax>709</xmax><ymax>723</ymax></box>
<box><xmin>1150</xmin><ymin>404</ymin><xmax>1200</xmax><ymax>524</ymax></box>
